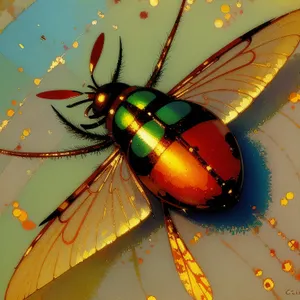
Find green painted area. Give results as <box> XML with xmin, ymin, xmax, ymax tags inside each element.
<box><xmin>156</xmin><ymin>101</ymin><xmax>191</xmax><ymax>125</ymax></box>
<box><xmin>131</xmin><ymin>121</ymin><xmax>164</xmax><ymax>157</ymax></box>
<box><xmin>115</xmin><ymin>106</ymin><xmax>135</xmax><ymax>130</ymax></box>
<box><xmin>127</xmin><ymin>91</ymin><xmax>156</xmax><ymax>109</ymax></box>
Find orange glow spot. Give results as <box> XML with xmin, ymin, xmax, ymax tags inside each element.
<box><xmin>280</xmin><ymin>198</ymin><xmax>288</xmax><ymax>206</ymax></box>
<box><xmin>12</xmin><ymin>208</ymin><xmax>22</xmax><ymax>217</ymax></box>
<box><xmin>18</xmin><ymin>210</ymin><xmax>28</xmax><ymax>222</ymax></box>
<box><xmin>138</xmin><ymin>258</ymin><xmax>144</xmax><ymax>264</ymax></box>
<box><xmin>270</xmin><ymin>249</ymin><xmax>276</xmax><ymax>257</ymax></box>
<box><xmin>145</xmin><ymin>250</ymin><xmax>151</xmax><ymax>254</ymax></box>
<box><xmin>268</xmin><ymin>218</ymin><xmax>277</xmax><ymax>226</ymax></box>
<box><xmin>254</xmin><ymin>269</ymin><xmax>263</xmax><ymax>276</ymax></box>
<box><xmin>7</xmin><ymin>109</ymin><xmax>15</xmax><ymax>117</ymax></box>
<box><xmin>224</xmin><ymin>13</ymin><xmax>231</xmax><ymax>20</ymax></box>
<box><xmin>73</xmin><ymin>41</ymin><xmax>79</xmax><ymax>48</ymax></box>
<box><xmin>12</xmin><ymin>201</ymin><xmax>19</xmax><ymax>208</ymax></box>
<box><xmin>252</xmin><ymin>206</ymin><xmax>256</xmax><ymax>210</ymax></box>
<box><xmin>18</xmin><ymin>67</ymin><xmax>24</xmax><ymax>72</ymax></box>
<box><xmin>263</xmin><ymin>278</ymin><xmax>275</xmax><ymax>291</ymax></box>
<box><xmin>286</xmin><ymin>192</ymin><xmax>294</xmax><ymax>200</ymax></box>
<box><xmin>289</xmin><ymin>92</ymin><xmax>300</xmax><ymax>103</ymax></box>
<box><xmin>221</xmin><ymin>4</ymin><xmax>230</xmax><ymax>13</ymax></box>
<box><xmin>295</xmin><ymin>274</ymin><xmax>300</xmax><ymax>281</ymax></box>
<box><xmin>288</xmin><ymin>240</ymin><xmax>299</xmax><ymax>251</ymax></box>
<box><xmin>22</xmin><ymin>220</ymin><xmax>36</xmax><ymax>230</ymax></box>
<box><xmin>11</xmin><ymin>100</ymin><xmax>17</xmax><ymax>106</ymax></box>
<box><xmin>282</xmin><ymin>260</ymin><xmax>293</xmax><ymax>273</ymax></box>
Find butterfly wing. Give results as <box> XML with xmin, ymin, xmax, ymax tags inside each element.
<box><xmin>168</xmin><ymin>9</ymin><xmax>300</xmax><ymax>124</ymax></box>
<box><xmin>5</xmin><ymin>150</ymin><xmax>151</xmax><ymax>300</ymax></box>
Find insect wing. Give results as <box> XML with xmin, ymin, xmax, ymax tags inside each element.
<box><xmin>168</xmin><ymin>9</ymin><xmax>300</xmax><ymax>124</ymax></box>
<box><xmin>5</xmin><ymin>151</ymin><xmax>151</xmax><ymax>300</ymax></box>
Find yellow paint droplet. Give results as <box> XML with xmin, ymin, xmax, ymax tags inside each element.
<box><xmin>112</xmin><ymin>25</ymin><xmax>118</xmax><ymax>30</ymax></box>
<box><xmin>92</xmin><ymin>20</ymin><xmax>97</xmax><ymax>25</ymax></box>
<box><xmin>255</xmin><ymin>269</ymin><xmax>263</xmax><ymax>276</ymax></box>
<box><xmin>206</xmin><ymin>0</ymin><xmax>213</xmax><ymax>2</ymax></box>
<box><xmin>19</xmin><ymin>43</ymin><xmax>24</xmax><ymax>49</ymax></box>
<box><xmin>214</xmin><ymin>19</ymin><xmax>223</xmax><ymax>28</ymax></box>
<box><xmin>7</xmin><ymin>109</ymin><xmax>15</xmax><ymax>117</ymax></box>
<box><xmin>13</xmin><ymin>208</ymin><xmax>22</xmax><ymax>217</ymax></box>
<box><xmin>34</xmin><ymin>78</ymin><xmax>41</xmax><ymax>86</ymax></box>
<box><xmin>18</xmin><ymin>67</ymin><xmax>24</xmax><ymax>72</ymax></box>
<box><xmin>98</xmin><ymin>11</ymin><xmax>105</xmax><ymax>18</ymax></box>
<box><xmin>73</xmin><ymin>41</ymin><xmax>79</xmax><ymax>48</ymax></box>
<box><xmin>286</xmin><ymin>192</ymin><xmax>294</xmax><ymax>200</ymax></box>
<box><xmin>12</xmin><ymin>201</ymin><xmax>19</xmax><ymax>208</ymax></box>
<box><xmin>280</xmin><ymin>198</ymin><xmax>288</xmax><ymax>206</ymax></box>
<box><xmin>282</xmin><ymin>260</ymin><xmax>293</xmax><ymax>273</ymax></box>
<box><xmin>221</xmin><ymin>4</ymin><xmax>230</xmax><ymax>13</ymax></box>
<box><xmin>20</xmin><ymin>135</ymin><xmax>25</xmax><ymax>140</ymax></box>
<box><xmin>26</xmin><ymin>170</ymin><xmax>32</xmax><ymax>175</ymax></box>
<box><xmin>18</xmin><ymin>210</ymin><xmax>28</xmax><ymax>222</ymax></box>
<box><xmin>187</xmin><ymin>0</ymin><xmax>195</xmax><ymax>4</ymax></box>
<box><xmin>263</xmin><ymin>278</ymin><xmax>275</xmax><ymax>291</ymax></box>
<box><xmin>22</xmin><ymin>128</ymin><xmax>31</xmax><ymax>137</ymax></box>
<box><xmin>236</xmin><ymin>1</ymin><xmax>242</xmax><ymax>7</ymax></box>
<box><xmin>147</xmin><ymin>296</ymin><xmax>157</xmax><ymax>300</ymax></box>
<box><xmin>48</xmin><ymin>130</ymin><xmax>52</xmax><ymax>135</ymax></box>
<box><xmin>150</xmin><ymin>0</ymin><xmax>159</xmax><ymax>6</ymax></box>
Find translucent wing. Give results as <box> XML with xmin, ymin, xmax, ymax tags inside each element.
<box><xmin>5</xmin><ymin>150</ymin><xmax>151</xmax><ymax>300</ymax></box>
<box><xmin>168</xmin><ymin>9</ymin><xmax>300</xmax><ymax>124</ymax></box>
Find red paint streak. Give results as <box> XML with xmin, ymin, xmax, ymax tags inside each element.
<box><xmin>140</xmin><ymin>11</ymin><xmax>148</xmax><ymax>19</ymax></box>
<box><xmin>114</xmin><ymin>0</ymin><xmax>120</xmax><ymax>3</ymax></box>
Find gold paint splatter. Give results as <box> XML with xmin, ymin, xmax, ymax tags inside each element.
<box><xmin>73</xmin><ymin>41</ymin><xmax>79</xmax><ymax>48</ymax></box>
<box><xmin>288</xmin><ymin>240</ymin><xmax>299</xmax><ymax>251</ymax></box>
<box><xmin>289</xmin><ymin>92</ymin><xmax>300</xmax><ymax>103</ymax></box>
<box><xmin>214</xmin><ymin>19</ymin><xmax>223</xmax><ymax>28</ymax></box>
<box><xmin>187</xmin><ymin>0</ymin><xmax>195</xmax><ymax>4</ymax></box>
<box><xmin>268</xmin><ymin>218</ymin><xmax>277</xmax><ymax>227</ymax></box>
<box><xmin>147</xmin><ymin>296</ymin><xmax>157</xmax><ymax>300</ymax></box>
<box><xmin>92</xmin><ymin>20</ymin><xmax>97</xmax><ymax>25</ymax></box>
<box><xmin>113</xmin><ymin>25</ymin><xmax>118</xmax><ymax>30</ymax></box>
<box><xmin>18</xmin><ymin>67</ymin><xmax>23</xmax><ymax>72</ymax></box>
<box><xmin>221</xmin><ymin>4</ymin><xmax>230</xmax><ymax>13</ymax></box>
<box><xmin>19</xmin><ymin>43</ymin><xmax>24</xmax><ymax>49</ymax></box>
<box><xmin>282</xmin><ymin>260</ymin><xmax>293</xmax><ymax>273</ymax></box>
<box><xmin>48</xmin><ymin>130</ymin><xmax>52</xmax><ymax>135</ymax></box>
<box><xmin>280</xmin><ymin>198</ymin><xmax>288</xmax><ymax>206</ymax></box>
<box><xmin>18</xmin><ymin>211</ymin><xmax>28</xmax><ymax>222</ymax></box>
<box><xmin>34</xmin><ymin>78</ymin><xmax>41</xmax><ymax>86</ymax></box>
<box><xmin>48</xmin><ymin>56</ymin><xmax>65</xmax><ymax>72</ymax></box>
<box><xmin>22</xmin><ymin>128</ymin><xmax>31</xmax><ymax>137</ymax></box>
<box><xmin>6</xmin><ymin>109</ymin><xmax>15</xmax><ymax>117</ymax></box>
<box><xmin>255</xmin><ymin>269</ymin><xmax>263</xmax><ymax>276</ymax></box>
<box><xmin>263</xmin><ymin>278</ymin><xmax>275</xmax><ymax>291</ymax></box>
<box><xmin>98</xmin><ymin>11</ymin><xmax>105</xmax><ymax>18</ymax></box>
<box><xmin>286</xmin><ymin>192</ymin><xmax>294</xmax><ymax>200</ymax></box>
<box><xmin>184</xmin><ymin>5</ymin><xmax>191</xmax><ymax>11</ymax></box>
<box><xmin>20</xmin><ymin>135</ymin><xmax>25</xmax><ymax>140</ymax></box>
<box><xmin>236</xmin><ymin>1</ymin><xmax>242</xmax><ymax>8</ymax></box>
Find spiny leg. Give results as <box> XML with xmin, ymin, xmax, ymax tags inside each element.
<box><xmin>145</xmin><ymin>0</ymin><xmax>187</xmax><ymax>88</ymax></box>
<box><xmin>112</xmin><ymin>37</ymin><xmax>124</xmax><ymax>83</ymax></box>
<box><xmin>51</xmin><ymin>106</ymin><xmax>109</xmax><ymax>142</ymax></box>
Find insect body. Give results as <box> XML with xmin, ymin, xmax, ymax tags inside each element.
<box><xmin>108</xmin><ymin>87</ymin><xmax>243</xmax><ymax>210</ymax></box>
<box><xmin>1</xmin><ymin>1</ymin><xmax>300</xmax><ymax>299</ymax></box>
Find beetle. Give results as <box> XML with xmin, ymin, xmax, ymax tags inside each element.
<box><xmin>1</xmin><ymin>1</ymin><xmax>300</xmax><ymax>299</ymax></box>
